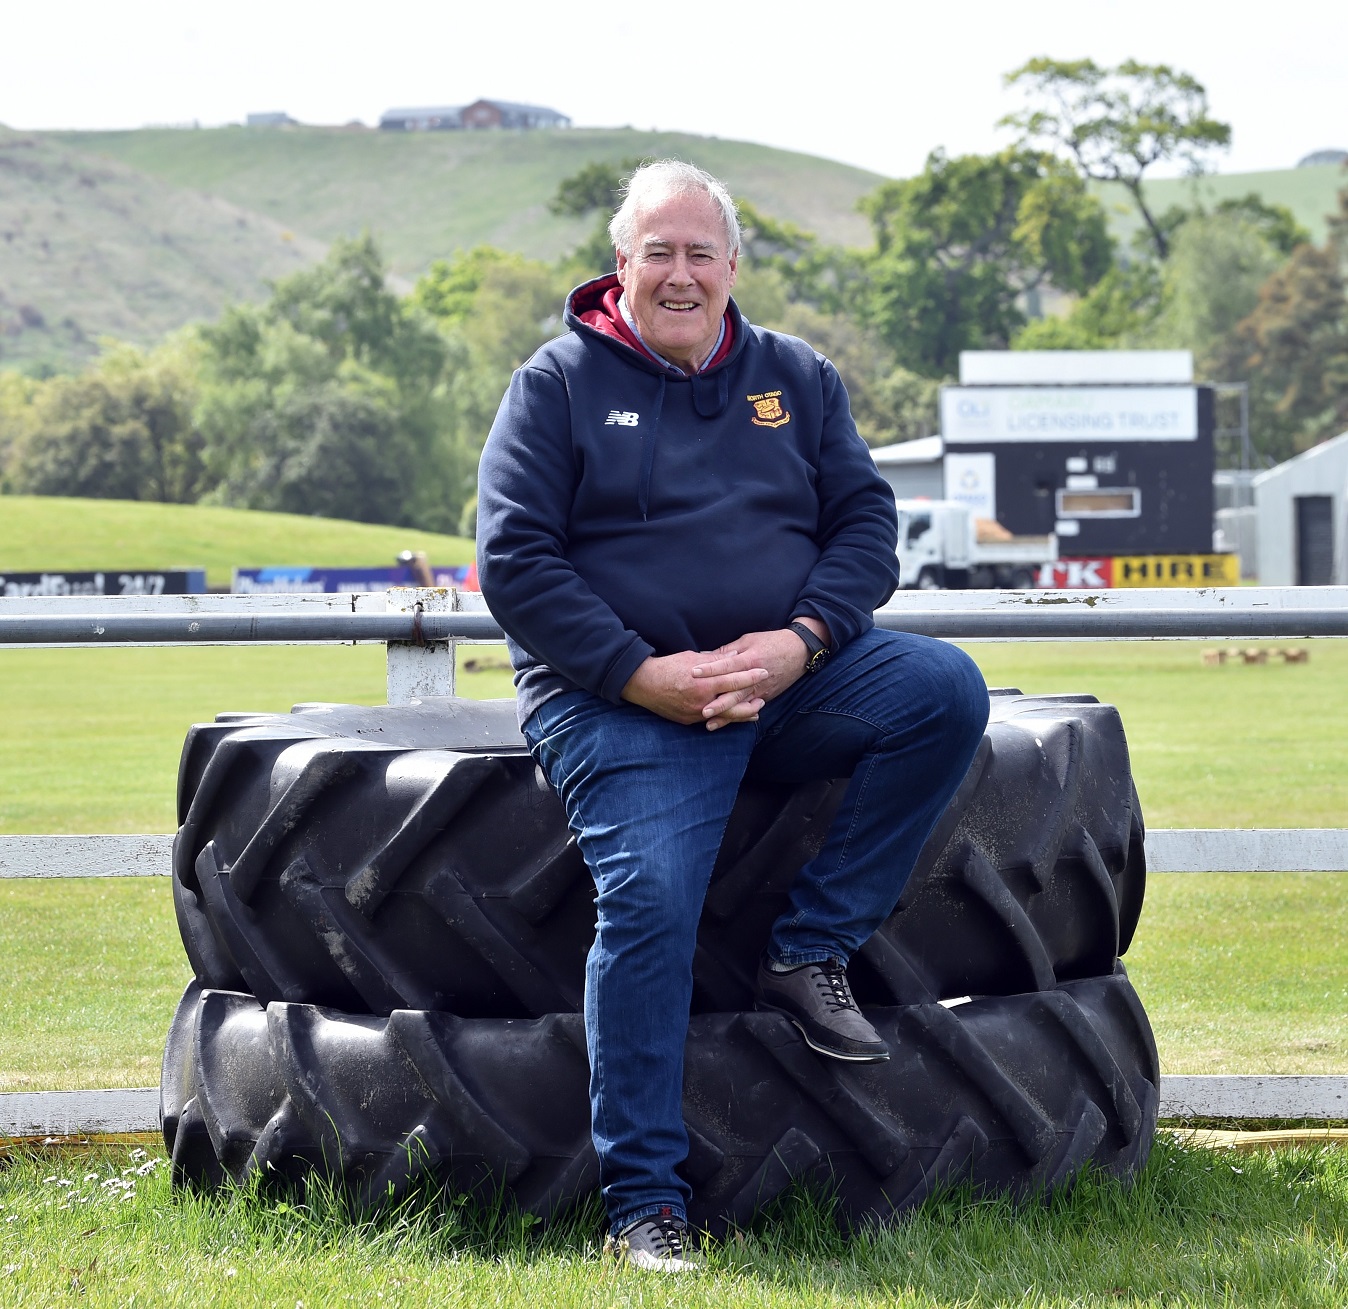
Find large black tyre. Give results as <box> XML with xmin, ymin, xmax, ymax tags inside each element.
<box><xmin>161</xmin><ymin>966</ymin><xmax>1158</xmax><ymax>1233</ymax></box>
<box><xmin>171</xmin><ymin>690</ymin><xmax>1144</xmax><ymax>1017</ymax></box>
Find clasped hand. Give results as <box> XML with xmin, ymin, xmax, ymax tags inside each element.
<box><xmin>620</xmin><ymin>625</ymin><xmax>820</xmax><ymax>730</ymax></box>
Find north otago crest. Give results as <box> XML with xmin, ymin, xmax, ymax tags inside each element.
<box><xmin>747</xmin><ymin>389</ymin><xmax>791</xmax><ymax>428</ymax></box>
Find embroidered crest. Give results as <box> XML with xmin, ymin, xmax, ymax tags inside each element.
<box><xmin>747</xmin><ymin>390</ymin><xmax>790</xmax><ymax>428</ymax></box>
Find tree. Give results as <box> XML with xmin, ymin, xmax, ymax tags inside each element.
<box><xmin>9</xmin><ymin>336</ymin><xmax>206</xmax><ymax>502</ymax></box>
<box><xmin>550</xmin><ymin>157</ymin><xmax>648</xmax><ymax>277</ymax></box>
<box><xmin>197</xmin><ymin>236</ymin><xmax>463</xmax><ymax>529</ymax></box>
<box><xmin>858</xmin><ymin>148</ymin><xmax>1113</xmax><ymax>377</ymax></box>
<box><xmin>413</xmin><ymin>249</ymin><xmax>565</xmax><ymax>486</ymax></box>
<box><xmin>736</xmin><ymin>200</ymin><xmax>861</xmax><ymax>315</ymax></box>
<box><xmin>1002</xmin><ymin>58</ymin><xmax>1231</xmax><ymax>259</ymax></box>
<box><xmin>1211</xmin><ymin>190</ymin><xmax>1348</xmax><ymax>463</ymax></box>
<box><xmin>1149</xmin><ymin>211</ymin><xmax>1287</xmax><ymax>364</ymax></box>
<box><xmin>1013</xmin><ymin>264</ymin><xmax>1164</xmax><ymax>351</ymax></box>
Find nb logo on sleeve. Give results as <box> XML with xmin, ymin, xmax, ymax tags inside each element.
<box><xmin>604</xmin><ymin>410</ymin><xmax>640</xmax><ymax>427</ymax></box>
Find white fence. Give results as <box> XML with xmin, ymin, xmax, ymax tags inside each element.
<box><xmin>3</xmin><ymin>585</ymin><xmax>1347</xmax><ymax>1137</ymax></box>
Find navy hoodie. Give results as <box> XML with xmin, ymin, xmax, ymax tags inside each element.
<box><xmin>476</xmin><ymin>275</ymin><xmax>900</xmax><ymax>726</ymax></box>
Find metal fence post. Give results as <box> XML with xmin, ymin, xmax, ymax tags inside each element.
<box><xmin>385</xmin><ymin>587</ymin><xmax>456</xmax><ymax>703</ymax></box>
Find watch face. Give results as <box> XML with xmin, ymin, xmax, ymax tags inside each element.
<box><xmin>806</xmin><ymin>648</ymin><xmax>830</xmax><ymax>673</ymax></box>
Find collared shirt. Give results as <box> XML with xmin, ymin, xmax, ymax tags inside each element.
<box><xmin>617</xmin><ymin>293</ymin><xmax>726</xmax><ymax>377</ymax></box>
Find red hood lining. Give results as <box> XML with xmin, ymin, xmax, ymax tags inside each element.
<box><xmin>572</xmin><ymin>276</ymin><xmax>735</xmax><ymax>373</ymax></box>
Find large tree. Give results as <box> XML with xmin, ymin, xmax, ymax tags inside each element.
<box><xmin>1002</xmin><ymin>58</ymin><xmax>1231</xmax><ymax>259</ymax></box>
<box><xmin>197</xmin><ymin>236</ymin><xmax>463</xmax><ymax>529</ymax></box>
<box><xmin>8</xmin><ymin>337</ymin><xmax>206</xmax><ymax>503</ymax></box>
<box><xmin>1211</xmin><ymin>190</ymin><xmax>1348</xmax><ymax>463</ymax></box>
<box><xmin>858</xmin><ymin>148</ymin><xmax>1113</xmax><ymax>377</ymax></box>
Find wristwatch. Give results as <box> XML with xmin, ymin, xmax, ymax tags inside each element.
<box><xmin>788</xmin><ymin>620</ymin><xmax>831</xmax><ymax>674</ymax></box>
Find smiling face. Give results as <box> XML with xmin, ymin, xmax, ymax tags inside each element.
<box><xmin>614</xmin><ymin>190</ymin><xmax>738</xmax><ymax>373</ymax></box>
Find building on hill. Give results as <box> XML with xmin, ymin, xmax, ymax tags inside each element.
<box><xmin>246</xmin><ymin>112</ymin><xmax>297</xmax><ymax>127</ymax></box>
<box><xmin>379</xmin><ymin>99</ymin><xmax>570</xmax><ymax>132</ymax></box>
<box><xmin>460</xmin><ymin>99</ymin><xmax>570</xmax><ymax>129</ymax></box>
<box><xmin>1297</xmin><ymin>149</ymin><xmax>1347</xmax><ymax>167</ymax></box>
<box><xmin>380</xmin><ymin>105</ymin><xmax>464</xmax><ymax>131</ymax></box>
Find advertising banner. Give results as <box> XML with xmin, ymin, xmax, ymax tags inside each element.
<box><xmin>942</xmin><ymin>386</ymin><xmax>1198</xmax><ymax>443</ymax></box>
<box><xmin>0</xmin><ymin>570</ymin><xmax>205</xmax><ymax>597</ymax></box>
<box><xmin>1111</xmin><ymin>554</ymin><xmax>1240</xmax><ymax>587</ymax></box>
<box><xmin>232</xmin><ymin>564</ymin><xmax>478</xmax><ymax>594</ymax></box>
<box><xmin>1036</xmin><ymin>555</ymin><xmax>1239</xmax><ymax>589</ymax></box>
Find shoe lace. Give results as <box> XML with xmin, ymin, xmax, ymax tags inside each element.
<box><xmin>813</xmin><ymin>960</ymin><xmax>859</xmax><ymax>1013</ymax></box>
<box><xmin>650</xmin><ymin>1216</ymin><xmax>687</xmax><ymax>1258</ymax></box>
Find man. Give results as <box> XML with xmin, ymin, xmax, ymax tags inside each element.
<box><xmin>477</xmin><ymin>161</ymin><xmax>988</xmax><ymax>1271</ymax></box>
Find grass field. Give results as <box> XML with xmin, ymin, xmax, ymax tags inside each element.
<box><xmin>0</xmin><ymin>637</ymin><xmax>1343</xmax><ymax>1089</ymax></box>
<box><xmin>1</xmin><ymin>632</ymin><xmax>1344</xmax><ymax>1302</ymax></box>
<box><xmin>1097</xmin><ymin>161</ymin><xmax>1347</xmax><ymax>249</ymax></box>
<box><xmin>0</xmin><ymin>128</ymin><xmax>328</xmax><ymax>374</ymax></box>
<box><xmin>0</xmin><ymin>496</ymin><xmax>474</xmax><ymax>591</ymax></box>
<box><xmin>0</xmin><ymin>1134</ymin><xmax>1344</xmax><ymax>1307</ymax></box>
<box><xmin>48</xmin><ymin>126</ymin><xmax>882</xmax><ymax>274</ymax></box>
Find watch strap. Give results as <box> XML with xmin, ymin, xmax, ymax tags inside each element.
<box><xmin>788</xmin><ymin>621</ymin><xmax>830</xmax><ymax>672</ymax></box>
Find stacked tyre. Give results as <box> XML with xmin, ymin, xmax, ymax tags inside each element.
<box><xmin>161</xmin><ymin>689</ymin><xmax>1159</xmax><ymax>1232</ymax></box>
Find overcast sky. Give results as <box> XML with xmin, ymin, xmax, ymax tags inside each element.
<box><xmin>3</xmin><ymin>0</ymin><xmax>1343</xmax><ymax>179</ymax></box>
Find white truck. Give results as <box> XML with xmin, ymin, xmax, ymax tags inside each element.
<box><xmin>895</xmin><ymin>499</ymin><xmax>1057</xmax><ymax>590</ymax></box>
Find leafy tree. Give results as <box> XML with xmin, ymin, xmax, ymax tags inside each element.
<box><xmin>198</xmin><ymin>236</ymin><xmax>463</xmax><ymax>529</ymax></box>
<box><xmin>1002</xmin><ymin>58</ymin><xmax>1232</xmax><ymax>259</ymax></box>
<box><xmin>8</xmin><ymin>336</ymin><xmax>206</xmax><ymax>502</ymax></box>
<box><xmin>736</xmin><ymin>201</ymin><xmax>860</xmax><ymax>315</ymax></box>
<box><xmin>0</xmin><ymin>370</ymin><xmax>38</xmax><ymax>491</ymax></box>
<box><xmin>1149</xmin><ymin>211</ymin><xmax>1287</xmax><ymax>363</ymax></box>
<box><xmin>858</xmin><ymin>148</ymin><xmax>1113</xmax><ymax>376</ymax></box>
<box><xmin>1211</xmin><ymin>189</ymin><xmax>1348</xmax><ymax>462</ymax></box>
<box><xmin>1013</xmin><ymin>264</ymin><xmax>1164</xmax><ymax>350</ymax></box>
<box><xmin>550</xmin><ymin>157</ymin><xmax>648</xmax><ymax>277</ymax></box>
<box><xmin>413</xmin><ymin>247</ymin><xmax>537</xmax><ymax>326</ymax></box>
<box><xmin>413</xmin><ymin>249</ymin><xmax>565</xmax><ymax>482</ymax></box>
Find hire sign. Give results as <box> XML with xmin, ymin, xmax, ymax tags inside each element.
<box><xmin>1037</xmin><ymin>554</ymin><xmax>1240</xmax><ymax>589</ymax></box>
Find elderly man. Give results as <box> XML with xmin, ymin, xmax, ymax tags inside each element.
<box><xmin>477</xmin><ymin>160</ymin><xmax>987</xmax><ymax>1270</ymax></box>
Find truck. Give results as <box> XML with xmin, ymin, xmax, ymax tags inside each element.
<box><xmin>895</xmin><ymin>499</ymin><xmax>1057</xmax><ymax>590</ymax></box>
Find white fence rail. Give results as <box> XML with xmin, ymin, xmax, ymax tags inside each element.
<box><xmin>3</xmin><ymin>586</ymin><xmax>1346</xmax><ymax>1135</ymax></box>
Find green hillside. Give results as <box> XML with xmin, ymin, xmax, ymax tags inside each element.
<box><xmin>0</xmin><ymin>128</ymin><xmax>328</xmax><ymax>373</ymax></box>
<box><xmin>49</xmin><ymin>125</ymin><xmax>883</xmax><ymax>275</ymax></box>
<box><xmin>0</xmin><ymin>496</ymin><xmax>473</xmax><ymax>590</ymax></box>
<box><xmin>1096</xmin><ymin>162</ymin><xmax>1347</xmax><ymax>248</ymax></box>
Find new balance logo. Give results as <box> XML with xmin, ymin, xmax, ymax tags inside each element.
<box><xmin>604</xmin><ymin>410</ymin><xmax>639</xmax><ymax>427</ymax></box>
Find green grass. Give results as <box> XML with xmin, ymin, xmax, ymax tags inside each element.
<box><xmin>0</xmin><ymin>496</ymin><xmax>474</xmax><ymax>591</ymax></box>
<box><xmin>47</xmin><ymin>126</ymin><xmax>881</xmax><ymax>275</ymax></box>
<box><xmin>1127</xmin><ymin>874</ymin><xmax>1348</xmax><ymax>1075</ymax></box>
<box><xmin>0</xmin><ymin>879</ymin><xmax>183</xmax><ymax>1093</ymax></box>
<box><xmin>2</xmin><ymin>870</ymin><xmax>1341</xmax><ymax>1091</ymax></box>
<box><xmin>0</xmin><ymin>1136</ymin><xmax>1345</xmax><ymax>1306</ymax></box>
<box><xmin>969</xmin><ymin>639</ymin><xmax>1348</xmax><ymax>829</ymax></box>
<box><xmin>1096</xmin><ymin>162</ymin><xmax>1347</xmax><ymax>249</ymax></box>
<box><xmin>0</xmin><ymin>128</ymin><xmax>328</xmax><ymax>373</ymax></box>
<box><xmin>0</xmin><ymin>638</ymin><xmax>1343</xmax><ymax>1088</ymax></box>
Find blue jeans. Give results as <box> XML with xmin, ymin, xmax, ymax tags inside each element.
<box><xmin>522</xmin><ymin>628</ymin><xmax>988</xmax><ymax>1233</ymax></box>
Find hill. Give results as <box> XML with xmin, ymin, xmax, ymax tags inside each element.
<box><xmin>47</xmin><ymin>125</ymin><xmax>883</xmax><ymax>276</ymax></box>
<box><xmin>1096</xmin><ymin>162</ymin><xmax>1346</xmax><ymax>248</ymax></box>
<box><xmin>0</xmin><ymin>496</ymin><xmax>474</xmax><ymax>590</ymax></box>
<box><xmin>0</xmin><ymin>128</ymin><xmax>328</xmax><ymax>374</ymax></box>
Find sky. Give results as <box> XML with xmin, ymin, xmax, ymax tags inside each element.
<box><xmin>2</xmin><ymin>0</ymin><xmax>1344</xmax><ymax>180</ymax></box>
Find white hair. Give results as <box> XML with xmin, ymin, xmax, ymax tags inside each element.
<box><xmin>608</xmin><ymin>160</ymin><xmax>741</xmax><ymax>258</ymax></box>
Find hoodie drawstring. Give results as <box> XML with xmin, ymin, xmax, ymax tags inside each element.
<box><xmin>638</xmin><ymin>375</ymin><xmax>666</xmax><ymax>521</ymax></box>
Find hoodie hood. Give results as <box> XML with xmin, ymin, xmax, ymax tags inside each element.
<box><xmin>564</xmin><ymin>274</ymin><xmax>742</xmax><ymax>384</ymax></box>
